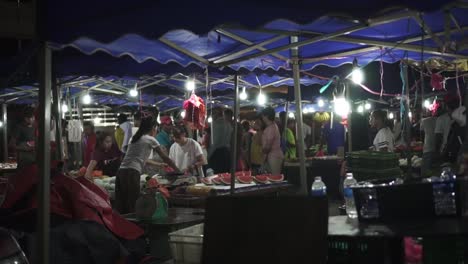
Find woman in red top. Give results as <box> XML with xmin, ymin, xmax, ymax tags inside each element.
<box><xmin>82</xmin><ymin>121</ymin><xmax>96</xmax><ymax>167</ymax></box>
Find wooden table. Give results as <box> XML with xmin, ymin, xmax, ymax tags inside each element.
<box><xmin>169</xmin><ymin>182</ymin><xmax>295</xmax><ymax>208</ymax></box>
<box><xmin>124</xmin><ymin>208</ymin><xmax>205</xmax><ymax>263</ymax></box>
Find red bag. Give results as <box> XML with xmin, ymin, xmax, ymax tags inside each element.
<box><xmin>183</xmin><ymin>94</ymin><xmax>206</xmax><ymax>130</ymax></box>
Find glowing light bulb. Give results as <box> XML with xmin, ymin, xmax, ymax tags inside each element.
<box><xmin>181</xmin><ymin>110</ymin><xmax>186</xmax><ymax>118</ymax></box>
<box><xmin>351</xmin><ymin>68</ymin><xmax>364</xmax><ymax>84</ymax></box>
<box><xmin>388</xmin><ymin>112</ymin><xmax>394</xmax><ymax>119</ymax></box>
<box><xmin>423</xmin><ymin>100</ymin><xmax>431</xmax><ymax>109</ymax></box>
<box><xmin>357</xmin><ymin>105</ymin><xmax>364</xmax><ymax>113</ymax></box>
<box><xmin>408</xmin><ymin>112</ymin><xmax>412</xmax><ymax>118</ymax></box>
<box><xmin>257</xmin><ymin>92</ymin><xmax>266</xmax><ymax>105</ymax></box>
<box><xmin>288</xmin><ymin>112</ymin><xmax>294</xmax><ymax>118</ymax></box>
<box><xmin>334</xmin><ymin>97</ymin><xmax>350</xmax><ymax>117</ymax></box>
<box><xmin>129</xmin><ymin>89</ymin><xmax>138</xmax><ymax>97</ymax></box>
<box><xmin>82</xmin><ymin>94</ymin><xmax>92</xmax><ymax>105</ymax></box>
<box><xmin>208</xmin><ymin>116</ymin><xmax>213</xmax><ymax>123</ymax></box>
<box><xmin>93</xmin><ymin>117</ymin><xmax>101</xmax><ymax>124</ymax></box>
<box><xmin>239</xmin><ymin>87</ymin><xmax>248</xmax><ymax>100</ymax></box>
<box><xmin>364</xmin><ymin>102</ymin><xmax>371</xmax><ymax>110</ymax></box>
<box><xmin>61</xmin><ymin>103</ymin><xmax>69</xmax><ymax>113</ymax></box>
<box><xmin>318</xmin><ymin>99</ymin><xmax>325</xmax><ymax>107</ymax></box>
<box><xmin>0</xmin><ymin>121</ymin><xmax>3</xmax><ymax>127</ymax></box>
<box><xmin>186</xmin><ymin>80</ymin><xmax>195</xmax><ymax>91</ymax></box>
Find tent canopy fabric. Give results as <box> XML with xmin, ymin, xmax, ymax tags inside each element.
<box><xmin>46</xmin><ymin>0</ymin><xmax>460</xmax><ymax>43</ymax></box>
<box><xmin>50</xmin><ymin>5</ymin><xmax>468</xmax><ymax>73</ymax></box>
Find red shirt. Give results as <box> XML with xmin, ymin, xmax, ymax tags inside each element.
<box><xmin>83</xmin><ymin>133</ymin><xmax>96</xmax><ymax>167</ymax></box>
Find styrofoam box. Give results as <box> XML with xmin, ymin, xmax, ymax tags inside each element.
<box><xmin>169</xmin><ymin>224</ymin><xmax>204</xmax><ymax>264</ymax></box>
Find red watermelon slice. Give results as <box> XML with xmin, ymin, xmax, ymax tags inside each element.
<box><xmin>220</xmin><ymin>175</ymin><xmax>232</xmax><ymax>185</ymax></box>
<box><xmin>267</xmin><ymin>174</ymin><xmax>284</xmax><ymax>182</ymax></box>
<box><xmin>200</xmin><ymin>177</ymin><xmax>213</xmax><ymax>185</ymax></box>
<box><xmin>253</xmin><ymin>175</ymin><xmax>269</xmax><ymax>184</ymax></box>
<box><xmin>235</xmin><ymin>171</ymin><xmax>252</xmax><ymax>177</ymax></box>
<box><xmin>211</xmin><ymin>177</ymin><xmax>222</xmax><ymax>185</ymax></box>
<box><xmin>237</xmin><ymin>175</ymin><xmax>253</xmax><ymax>184</ymax></box>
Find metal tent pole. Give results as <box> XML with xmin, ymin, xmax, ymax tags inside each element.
<box><xmin>403</xmin><ymin>63</ymin><xmax>412</xmax><ymax>179</ymax></box>
<box><xmin>290</xmin><ymin>36</ymin><xmax>308</xmax><ymax>195</ymax></box>
<box><xmin>52</xmin><ymin>78</ymin><xmax>63</xmax><ymax>160</ymax></box>
<box><xmin>37</xmin><ymin>43</ymin><xmax>52</xmax><ymax>264</ymax></box>
<box><xmin>1</xmin><ymin>104</ymin><xmax>7</xmax><ymax>162</ymax></box>
<box><xmin>346</xmin><ymin>83</ymin><xmax>353</xmax><ymax>152</ymax></box>
<box><xmin>230</xmin><ymin>75</ymin><xmax>239</xmax><ymax>195</ymax></box>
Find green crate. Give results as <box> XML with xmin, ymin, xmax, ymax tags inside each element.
<box><xmin>349</xmin><ymin>167</ymin><xmax>402</xmax><ymax>182</ymax></box>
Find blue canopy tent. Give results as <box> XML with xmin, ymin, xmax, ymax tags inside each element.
<box><xmin>22</xmin><ymin>1</ymin><xmax>468</xmax><ymax>261</ymax></box>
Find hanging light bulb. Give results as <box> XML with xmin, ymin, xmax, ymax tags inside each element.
<box><xmin>93</xmin><ymin>116</ymin><xmax>101</xmax><ymax>125</ymax></box>
<box><xmin>357</xmin><ymin>105</ymin><xmax>364</xmax><ymax>113</ymax></box>
<box><xmin>257</xmin><ymin>92</ymin><xmax>266</xmax><ymax>105</ymax></box>
<box><xmin>61</xmin><ymin>103</ymin><xmax>69</xmax><ymax>113</ymax></box>
<box><xmin>351</xmin><ymin>69</ymin><xmax>364</xmax><ymax>84</ymax></box>
<box><xmin>318</xmin><ymin>99</ymin><xmax>325</xmax><ymax>107</ymax></box>
<box><xmin>185</xmin><ymin>79</ymin><xmax>195</xmax><ymax>91</ymax></box>
<box><xmin>288</xmin><ymin>112</ymin><xmax>294</xmax><ymax>118</ymax></box>
<box><xmin>239</xmin><ymin>87</ymin><xmax>248</xmax><ymax>100</ymax></box>
<box><xmin>388</xmin><ymin>112</ymin><xmax>395</xmax><ymax>119</ymax></box>
<box><xmin>129</xmin><ymin>88</ymin><xmax>138</xmax><ymax>97</ymax></box>
<box><xmin>181</xmin><ymin>110</ymin><xmax>186</xmax><ymax>118</ymax></box>
<box><xmin>82</xmin><ymin>93</ymin><xmax>92</xmax><ymax>105</ymax></box>
<box><xmin>334</xmin><ymin>97</ymin><xmax>350</xmax><ymax>117</ymax></box>
<box><xmin>364</xmin><ymin>102</ymin><xmax>371</xmax><ymax>110</ymax></box>
<box><xmin>423</xmin><ymin>99</ymin><xmax>431</xmax><ymax>109</ymax></box>
<box><xmin>207</xmin><ymin>116</ymin><xmax>213</xmax><ymax>123</ymax></box>
<box><xmin>408</xmin><ymin>112</ymin><xmax>412</xmax><ymax>118</ymax></box>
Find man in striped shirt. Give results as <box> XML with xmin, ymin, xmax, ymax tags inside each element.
<box><xmin>369</xmin><ymin>110</ymin><xmax>394</xmax><ymax>152</ymax></box>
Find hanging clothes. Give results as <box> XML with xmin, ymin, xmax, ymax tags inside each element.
<box><xmin>183</xmin><ymin>94</ymin><xmax>206</xmax><ymax>130</ymax></box>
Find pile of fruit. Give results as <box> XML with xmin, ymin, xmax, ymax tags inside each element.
<box><xmin>313</xmin><ymin>112</ymin><xmax>330</xmax><ymax>123</ymax></box>
<box><xmin>200</xmin><ymin>171</ymin><xmax>284</xmax><ymax>186</ymax></box>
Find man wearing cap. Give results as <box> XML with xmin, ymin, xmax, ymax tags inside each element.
<box><xmin>156</xmin><ymin>116</ymin><xmax>174</xmax><ymax>151</ymax></box>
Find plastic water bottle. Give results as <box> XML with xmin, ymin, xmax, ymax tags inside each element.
<box><xmin>343</xmin><ymin>173</ymin><xmax>358</xmax><ymax>218</ymax></box>
<box><xmin>311</xmin><ymin>176</ymin><xmax>327</xmax><ymax>197</ymax></box>
<box><xmin>433</xmin><ymin>167</ymin><xmax>457</xmax><ymax>216</ymax></box>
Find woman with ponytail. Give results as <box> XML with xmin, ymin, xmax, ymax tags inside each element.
<box><xmin>115</xmin><ymin>114</ymin><xmax>180</xmax><ymax>214</ymax></box>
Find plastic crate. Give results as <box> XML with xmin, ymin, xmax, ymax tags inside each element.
<box><xmin>328</xmin><ymin>236</ymin><xmax>403</xmax><ymax>264</ymax></box>
<box><xmin>352</xmin><ymin>179</ymin><xmax>464</xmax><ymax>223</ymax></box>
<box><xmin>169</xmin><ymin>224</ymin><xmax>203</xmax><ymax>264</ymax></box>
<box><xmin>347</xmin><ymin>151</ymin><xmax>399</xmax><ymax>170</ymax></box>
<box><xmin>349</xmin><ymin>167</ymin><xmax>402</xmax><ymax>182</ymax></box>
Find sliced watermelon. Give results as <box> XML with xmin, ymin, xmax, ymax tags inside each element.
<box><xmin>220</xmin><ymin>175</ymin><xmax>232</xmax><ymax>185</ymax></box>
<box><xmin>267</xmin><ymin>174</ymin><xmax>284</xmax><ymax>182</ymax></box>
<box><xmin>253</xmin><ymin>175</ymin><xmax>269</xmax><ymax>184</ymax></box>
<box><xmin>211</xmin><ymin>177</ymin><xmax>222</xmax><ymax>185</ymax></box>
<box><xmin>200</xmin><ymin>177</ymin><xmax>213</xmax><ymax>185</ymax></box>
<box><xmin>235</xmin><ymin>171</ymin><xmax>252</xmax><ymax>177</ymax></box>
<box><xmin>237</xmin><ymin>175</ymin><xmax>253</xmax><ymax>184</ymax></box>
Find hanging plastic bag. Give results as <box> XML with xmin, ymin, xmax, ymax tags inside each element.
<box><xmin>183</xmin><ymin>93</ymin><xmax>206</xmax><ymax>130</ymax></box>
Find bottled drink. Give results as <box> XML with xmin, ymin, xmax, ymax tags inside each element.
<box><xmin>206</xmin><ymin>168</ymin><xmax>214</xmax><ymax>176</ymax></box>
<box><xmin>433</xmin><ymin>167</ymin><xmax>457</xmax><ymax>216</ymax></box>
<box><xmin>359</xmin><ymin>187</ymin><xmax>380</xmax><ymax>219</ymax></box>
<box><xmin>311</xmin><ymin>176</ymin><xmax>327</xmax><ymax>197</ymax></box>
<box><xmin>343</xmin><ymin>173</ymin><xmax>358</xmax><ymax>218</ymax></box>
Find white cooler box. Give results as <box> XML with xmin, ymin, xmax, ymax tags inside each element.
<box><xmin>168</xmin><ymin>224</ymin><xmax>204</xmax><ymax>264</ymax></box>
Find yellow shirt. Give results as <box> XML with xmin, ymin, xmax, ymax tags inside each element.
<box><xmin>250</xmin><ymin>133</ymin><xmax>264</xmax><ymax>165</ymax></box>
<box><xmin>115</xmin><ymin>127</ymin><xmax>124</xmax><ymax>150</ymax></box>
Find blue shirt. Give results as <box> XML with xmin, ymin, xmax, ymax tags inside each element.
<box><xmin>323</xmin><ymin>120</ymin><xmax>345</xmax><ymax>155</ymax></box>
<box><xmin>156</xmin><ymin>130</ymin><xmax>172</xmax><ymax>149</ymax></box>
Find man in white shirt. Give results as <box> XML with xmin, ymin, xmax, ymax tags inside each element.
<box><xmin>369</xmin><ymin>110</ymin><xmax>394</xmax><ymax>152</ymax></box>
<box><xmin>302</xmin><ymin>118</ymin><xmax>312</xmax><ymax>149</ymax></box>
<box><xmin>169</xmin><ymin>126</ymin><xmax>206</xmax><ymax>174</ymax></box>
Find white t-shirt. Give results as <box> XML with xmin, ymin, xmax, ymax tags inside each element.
<box><xmin>119</xmin><ymin>121</ymin><xmax>133</xmax><ymax>152</ymax></box>
<box><xmin>67</xmin><ymin>120</ymin><xmax>82</xmax><ymax>143</ymax></box>
<box><xmin>373</xmin><ymin>127</ymin><xmax>394</xmax><ymax>152</ymax></box>
<box><xmin>434</xmin><ymin>113</ymin><xmax>453</xmax><ymax>152</ymax></box>
<box><xmin>420</xmin><ymin>117</ymin><xmax>436</xmax><ymax>153</ymax></box>
<box><xmin>169</xmin><ymin>138</ymin><xmax>204</xmax><ymax>171</ymax></box>
<box><xmin>120</xmin><ymin>135</ymin><xmax>160</xmax><ymax>173</ymax></box>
